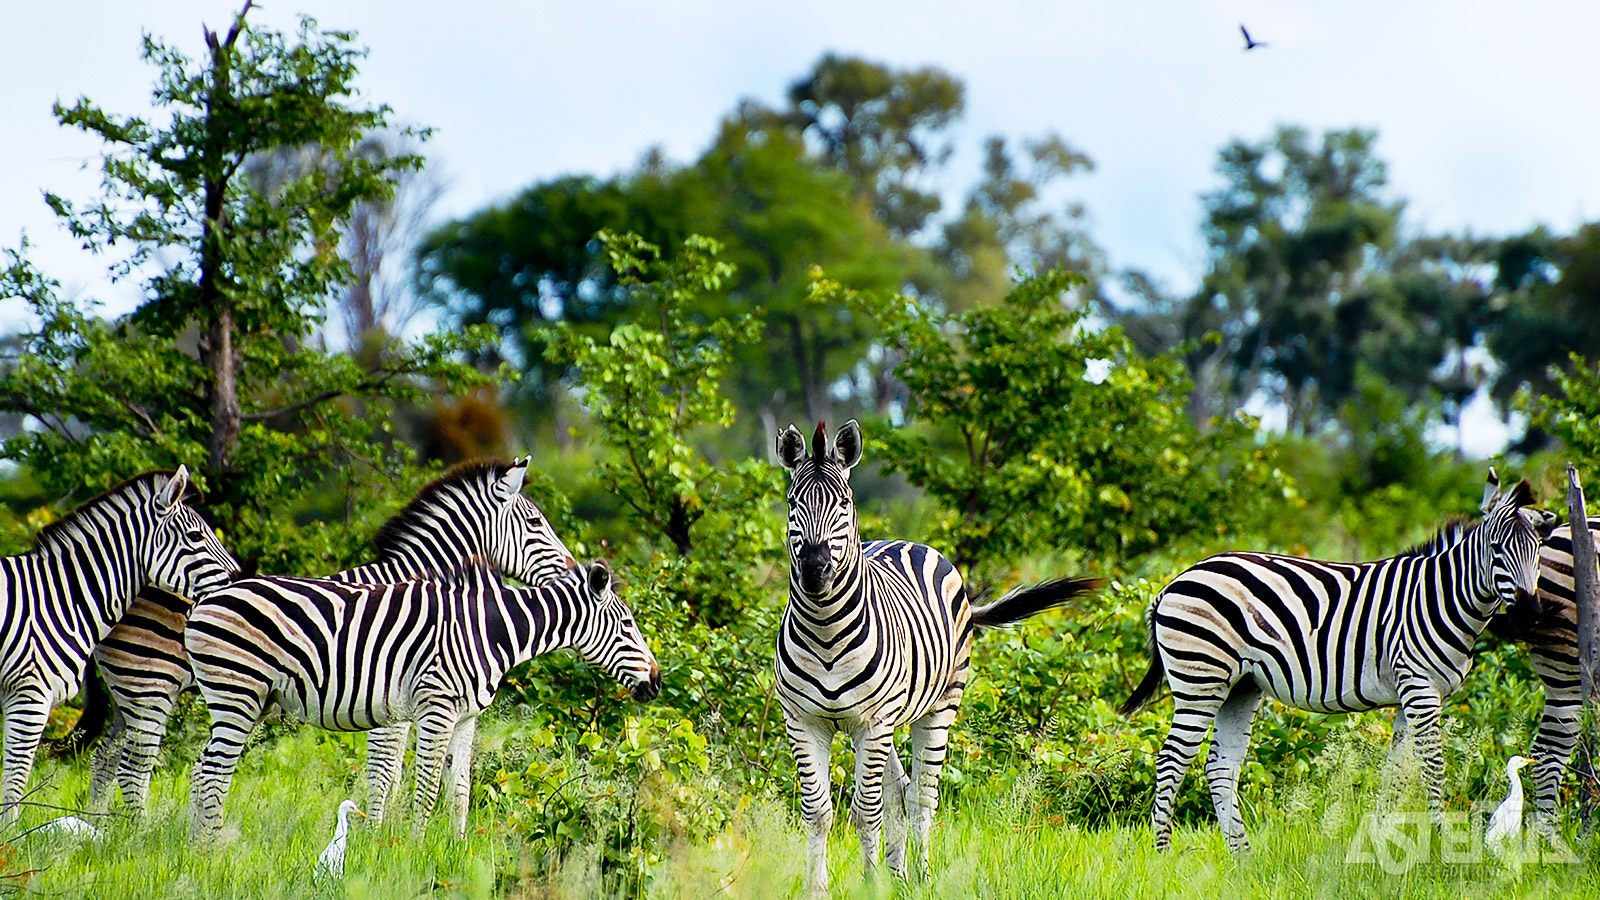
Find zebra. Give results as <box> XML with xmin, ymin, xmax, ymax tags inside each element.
<box><xmin>0</xmin><ymin>467</ymin><xmax>238</xmax><ymax>826</ymax></box>
<box><xmin>86</xmin><ymin>458</ymin><xmax>575</xmax><ymax>820</ymax></box>
<box><xmin>1120</xmin><ymin>470</ymin><xmax>1556</xmax><ymax>852</ymax></box>
<box><xmin>1479</xmin><ymin>518</ymin><xmax>1595</xmax><ymax>833</ymax></box>
<box><xmin>185</xmin><ymin>558</ymin><xmax>660</xmax><ymax>843</ymax></box>
<box><xmin>775</xmin><ymin>420</ymin><xmax>1102</xmax><ymax>893</ymax></box>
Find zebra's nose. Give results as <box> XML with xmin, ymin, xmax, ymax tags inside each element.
<box><xmin>632</xmin><ymin>665</ymin><xmax>662</xmax><ymax>702</ymax></box>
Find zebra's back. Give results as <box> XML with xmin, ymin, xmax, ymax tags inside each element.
<box><xmin>1155</xmin><ymin>551</ymin><xmax>1419</xmax><ymax>712</ymax></box>
<box><xmin>186</xmin><ymin>576</ymin><xmax>445</xmax><ymax>731</ymax></box>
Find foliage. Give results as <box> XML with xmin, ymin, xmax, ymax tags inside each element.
<box><xmin>0</xmin><ymin>7</ymin><xmax>493</xmax><ymax>571</ymax></box>
<box><xmin>823</xmin><ymin>267</ymin><xmax>1291</xmax><ymax>581</ymax></box>
<box><xmin>1525</xmin><ymin>353</ymin><xmax>1600</xmax><ymax>473</ymax></box>
<box><xmin>539</xmin><ymin>233</ymin><xmax>782</xmax><ymax>626</ymax></box>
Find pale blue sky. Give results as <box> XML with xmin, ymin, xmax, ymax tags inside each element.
<box><xmin>4</xmin><ymin>0</ymin><xmax>1598</xmax><ymax>452</ymax></box>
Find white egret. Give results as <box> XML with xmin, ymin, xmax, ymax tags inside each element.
<box><xmin>36</xmin><ymin>815</ymin><xmax>103</xmax><ymax>839</ymax></box>
<box><xmin>1486</xmin><ymin>755</ymin><xmax>1531</xmax><ymax>852</ymax></box>
<box><xmin>314</xmin><ymin>799</ymin><xmax>368</xmax><ymax>882</ymax></box>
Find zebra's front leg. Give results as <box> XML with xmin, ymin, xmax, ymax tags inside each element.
<box><xmin>784</xmin><ymin>716</ymin><xmax>835</xmax><ymax>897</ymax></box>
<box><xmin>849</xmin><ymin>725</ymin><xmax>896</xmax><ymax>879</ymax></box>
<box><xmin>410</xmin><ymin>709</ymin><xmax>461</xmax><ymax>838</ymax></box>
<box><xmin>907</xmin><ymin>699</ymin><xmax>960</xmax><ymax>879</ymax></box>
<box><xmin>365</xmin><ymin>722</ymin><xmax>411</xmax><ymax>824</ymax></box>
<box><xmin>1398</xmin><ymin>680</ymin><xmax>1446</xmax><ymax>822</ymax></box>
<box><xmin>446</xmin><ymin>715</ymin><xmax>479</xmax><ymax>840</ymax></box>
<box><xmin>0</xmin><ymin>691</ymin><xmax>50</xmax><ymax>829</ymax></box>
<box><xmin>882</xmin><ymin>747</ymin><xmax>911</xmax><ymax>880</ymax></box>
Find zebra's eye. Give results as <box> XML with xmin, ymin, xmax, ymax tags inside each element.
<box><xmin>185</xmin><ymin>528</ymin><xmax>205</xmax><ymax>542</ymax></box>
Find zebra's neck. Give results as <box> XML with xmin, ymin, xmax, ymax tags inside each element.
<box><xmin>1422</xmin><ymin>523</ymin><xmax>1498</xmax><ymax>620</ymax></box>
<box><xmin>366</xmin><ymin>487</ymin><xmax>495</xmax><ymax>575</ymax></box>
<box><xmin>479</xmin><ymin>575</ymin><xmax>573</xmax><ymax>666</ymax></box>
<box><xmin>33</xmin><ymin>501</ymin><xmax>149</xmax><ymax>637</ymax></box>
<box><xmin>334</xmin><ymin>557</ymin><xmax>435</xmax><ymax>586</ymax></box>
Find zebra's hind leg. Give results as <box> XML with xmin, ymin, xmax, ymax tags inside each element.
<box><xmin>907</xmin><ymin>698</ymin><xmax>961</xmax><ymax>879</ymax></box>
<box><xmin>87</xmin><ymin>708</ymin><xmax>129</xmax><ymax>814</ymax></box>
<box><xmin>188</xmin><ymin>692</ymin><xmax>266</xmax><ymax>844</ymax></box>
<box><xmin>0</xmin><ymin>690</ymin><xmax>50</xmax><ymax>829</ymax></box>
<box><xmin>849</xmin><ymin>725</ymin><xmax>896</xmax><ymax>879</ymax></box>
<box><xmin>784</xmin><ymin>716</ymin><xmax>835</xmax><ymax>896</ymax></box>
<box><xmin>882</xmin><ymin>744</ymin><xmax>911</xmax><ymax>880</ymax></box>
<box><xmin>117</xmin><ymin>690</ymin><xmax>185</xmax><ymax>816</ymax></box>
<box><xmin>1152</xmin><ymin>691</ymin><xmax>1226</xmax><ymax>851</ymax></box>
<box><xmin>445</xmin><ymin>715</ymin><xmax>479</xmax><ymax>840</ymax></box>
<box><xmin>119</xmin><ymin>716</ymin><xmax>172</xmax><ymax>816</ymax></box>
<box><xmin>365</xmin><ymin>722</ymin><xmax>411</xmax><ymax>824</ymax></box>
<box><xmin>410</xmin><ymin>708</ymin><xmax>462</xmax><ymax>838</ymax></box>
<box><xmin>1205</xmin><ymin>677</ymin><xmax>1264</xmax><ymax>852</ymax></box>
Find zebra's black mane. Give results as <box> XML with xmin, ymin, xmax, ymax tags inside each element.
<box><xmin>418</xmin><ymin>554</ymin><xmax>504</xmax><ymax>587</ymax></box>
<box><xmin>34</xmin><ymin>470</ymin><xmax>183</xmax><ymax>553</ymax></box>
<box><xmin>1395</xmin><ymin>515</ymin><xmax>1478</xmax><ymax>559</ymax></box>
<box><xmin>370</xmin><ymin>459</ymin><xmax>514</xmax><ymax>556</ymax></box>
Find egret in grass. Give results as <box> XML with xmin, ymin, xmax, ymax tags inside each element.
<box><xmin>36</xmin><ymin>815</ymin><xmax>103</xmax><ymax>839</ymax></box>
<box><xmin>1486</xmin><ymin>755</ymin><xmax>1530</xmax><ymax>852</ymax></box>
<box><xmin>314</xmin><ymin>799</ymin><xmax>368</xmax><ymax>882</ymax></box>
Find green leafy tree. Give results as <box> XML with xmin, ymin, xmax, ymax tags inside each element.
<box><xmin>540</xmin><ymin>232</ymin><xmax>780</xmax><ymax>625</ymax></box>
<box><xmin>824</xmin><ymin>268</ymin><xmax>1290</xmax><ymax>583</ymax></box>
<box><xmin>0</xmin><ymin>4</ymin><xmax>492</xmax><ymax>569</ymax></box>
<box><xmin>1490</xmin><ymin>223</ymin><xmax>1600</xmax><ymax>418</ymax></box>
<box><xmin>1133</xmin><ymin>127</ymin><xmax>1403</xmax><ymax>429</ymax></box>
<box><xmin>939</xmin><ymin>134</ymin><xmax>1100</xmax><ymax>312</ymax></box>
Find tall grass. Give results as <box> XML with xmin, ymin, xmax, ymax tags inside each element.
<box><xmin>4</xmin><ymin>722</ymin><xmax>1596</xmax><ymax>899</ymax></box>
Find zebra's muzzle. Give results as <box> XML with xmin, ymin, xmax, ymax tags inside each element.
<box><xmin>631</xmin><ymin>665</ymin><xmax>662</xmax><ymax>702</ymax></box>
<box><xmin>796</xmin><ymin>542</ymin><xmax>833</xmax><ymax>594</ymax></box>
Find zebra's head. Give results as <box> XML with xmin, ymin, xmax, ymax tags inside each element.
<box><xmin>486</xmin><ymin>457</ymin><xmax>577</xmax><ymax>585</ymax></box>
<box><xmin>1478</xmin><ymin>468</ymin><xmax>1556</xmax><ymax>617</ymax></box>
<box><xmin>145</xmin><ymin>466</ymin><xmax>240</xmax><ymax>598</ymax></box>
<box><xmin>569</xmin><ymin>561</ymin><xmax>662</xmax><ymax>702</ymax></box>
<box><xmin>777</xmin><ymin>419</ymin><xmax>863</xmax><ymax>597</ymax></box>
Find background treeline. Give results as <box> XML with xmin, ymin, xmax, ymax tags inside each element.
<box><xmin>3</xmin><ymin>12</ymin><xmax>1600</xmax><ymax>893</ymax></box>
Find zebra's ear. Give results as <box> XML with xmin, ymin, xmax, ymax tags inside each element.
<box><xmin>834</xmin><ymin>419</ymin><xmax>863</xmax><ymax>470</ymax></box>
<box><xmin>777</xmin><ymin>425</ymin><xmax>805</xmax><ymax>470</ymax></box>
<box><xmin>586</xmin><ymin>559</ymin><xmax>612</xmax><ymax>595</ymax></box>
<box><xmin>1480</xmin><ymin>466</ymin><xmax>1501</xmax><ymax>514</ymax></box>
<box><xmin>1530</xmin><ymin>508</ymin><xmax>1558</xmax><ymax>539</ymax></box>
<box><xmin>156</xmin><ymin>465</ymin><xmax>190</xmax><ymax>514</ymax></box>
<box><xmin>495</xmin><ymin>459</ymin><xmax>530</xmax><ymax>507</ymax></box>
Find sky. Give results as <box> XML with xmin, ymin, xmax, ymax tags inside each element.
<box><xmin>3</xmin><ymin>0</ymin><xmax>1598</xmax><ymax>453</ymax></box>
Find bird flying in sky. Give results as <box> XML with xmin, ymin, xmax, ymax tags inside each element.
<box><xmin>1240</xmin><ymin>24</ymin><xmax>1268</xmax><ymax>51</ymax></box>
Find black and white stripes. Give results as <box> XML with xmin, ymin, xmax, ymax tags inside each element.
<box><xmin>86</xmin><ymin>458</ymin><xmax>574</xmax><ymax>819</ymax></box>
<box><xmin>776</xmin><ymin>420</ymin><xmax>1100</xmax><ymax>892</ymax></box>
<box><xmin>1485</xmin><ymin>519</ymin><xmax>1595</xmax><ymax>833</ymax></box>
<box><xmin>185</xmin><ymin>559</ymin><xmax>659</xmax><ymax>842</ymax></box>
<box><xmin>1122</xmin><ymin>471</ymin><xmax>1555</xmax><ymax>851</ymax></box>
<box><xmin>0</xmin><ymin>468</ymin><xmax>237</xmax><ymax>825</ymax></box>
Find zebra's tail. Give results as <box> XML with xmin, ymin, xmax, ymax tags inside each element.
<box><xmin>970</xmin><ymin>576</ymin><xmax>1104</xmax><ymax>630</ymax></box>
<box><xmin>51</xmin><ymin>658</ymin><xmax>112</xmax><ymax>757</ymax></box>
<box><xmin>1118</xmin><ymin>610</ymin><xmax>1165</xmax><ymax>716</ymax></box>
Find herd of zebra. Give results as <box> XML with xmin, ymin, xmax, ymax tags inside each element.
<box><xmin>0</xmin><ymin>420</ymin><xmax>1591</xmax><ymax>893</ymax></box>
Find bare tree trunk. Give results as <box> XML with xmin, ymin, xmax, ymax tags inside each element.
<box><xmin>1566</xmin><ymin>462</ymin><xmax>1600</xmax><ymax>827</ymax></box>
<box><xmin>198</xmin><ymin>12</ymin><xmax>249</xmax><ymax>475</ymax></box>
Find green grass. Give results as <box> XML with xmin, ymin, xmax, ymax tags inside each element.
<box><xmin>5</xmin><ymin>722</ymin><xmax>1598</xmax><ymax>899</ymax></box>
